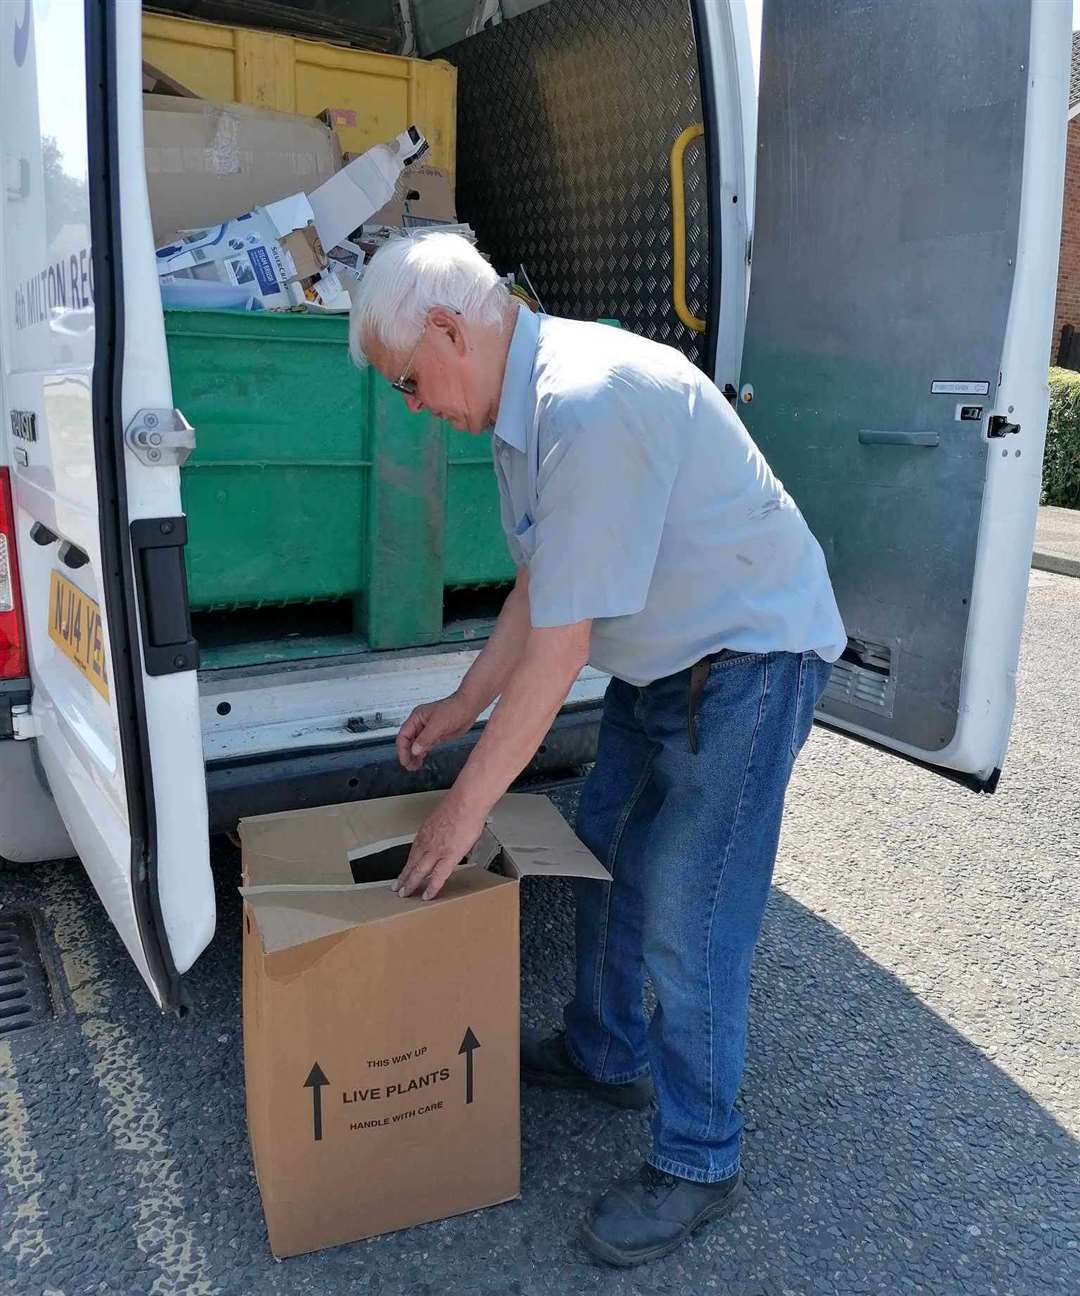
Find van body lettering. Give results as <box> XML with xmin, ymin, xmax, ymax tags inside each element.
<box><xmin>12</xmin><ymin>246</ymin><xmax>94</xmax><ymax>330</ymax></box>
<box><xmin>9</xmin><ymin>410</ymin><xmax>37</xmax><ymax>442</ymax></box>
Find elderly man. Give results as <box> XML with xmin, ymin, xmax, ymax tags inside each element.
<box><xmin>350</xmin><ymin>232</ymin><xmax>845</xmax><ymax>1267</ymax></box>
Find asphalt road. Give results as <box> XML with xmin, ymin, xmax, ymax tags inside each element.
<box><xmin>1</xmin><ymin>568</ymin><xmax>1077</xmax><ymax>1296</ymax></box>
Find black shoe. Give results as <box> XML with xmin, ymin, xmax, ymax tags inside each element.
<box><xmin>579</xmin><ymin>1162</ymin><xmax>744</xmax><ymax>1267</ymax></box>
<box><xmin>521</xmin><ymin>1031</ymin><xmax>654</xmax><ymax>1111</ymax></box>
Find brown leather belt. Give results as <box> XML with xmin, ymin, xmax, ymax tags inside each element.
<box><xmin>687</xmin><ymin>655</ymin><xmax>715</xmax><ymax>755</ymax></box>
<box><xmin>687</xmin><ymin>650</ymin><xmax>757</xmax><ymax>754</ymax></box>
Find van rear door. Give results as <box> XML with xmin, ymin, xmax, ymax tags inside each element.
<box><xmin>1</xmin><ymin>0</ymin><xmax>213</xmax><ymax>1006</ymax></box>
<box><xmin>738</xmin><ymin>0</ymin><xmax>1069</xmax><ymax>788</ymax></box>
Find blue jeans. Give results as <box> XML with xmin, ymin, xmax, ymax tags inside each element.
<box><xmin>564</xmin><ymin>650</ymin><xmax>833</xmax><ymax>1182</ymax></box>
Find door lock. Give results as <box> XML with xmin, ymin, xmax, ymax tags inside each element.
<box><xmin>987</xmin><ymin>415</ymin><xmax>1020</xmax><ymax>439</ymax></box>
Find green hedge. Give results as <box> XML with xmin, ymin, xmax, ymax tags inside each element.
<box><xmin>1045</xmin><ymin>369</ymin><xmax>1080</xmax><ymax>509</ymax></box>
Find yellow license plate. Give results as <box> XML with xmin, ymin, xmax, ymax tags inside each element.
<box><xmin>48</xmin><ymin>570</ymin><xmax>109</xmax><ymax>701</ymax></box>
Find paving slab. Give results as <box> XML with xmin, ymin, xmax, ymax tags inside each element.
<box><xmin>1033</xmin><ymin>504</ymin><xmax>1080</xmax><ymax>577</ymax></box>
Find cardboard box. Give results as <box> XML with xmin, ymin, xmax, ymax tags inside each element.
<box><xmin>239</xmin><ymin>791</ymin><xmax>610</xmax><ymax>1258</ymax></box>
<box><xmin>153</xmin><ymin>126</ymin><xmax>428</xmax><ymax>312</ymax></box>
<box><xmin>308</xmin><ymin>125</ymin><xmax>429</xmax><ymax>250</ymax></box>
<box><xmin>368</xmin><ymin>165</ymin><xmax>457</xmax><ymax>229</ymax></box>
<box><xmin>143</xmin><ymin>94</ymin><xmax>342</xmax><ymax>246</ymax></box>
<box><xmin>142</xmin><ymin>62</ymin><xmax>198</xmax><ymax>98</ymax></box>
<box><xmin>155</xmin><ymin>194</ymin><xmax>327</xmax><ymax>311</ymax></box>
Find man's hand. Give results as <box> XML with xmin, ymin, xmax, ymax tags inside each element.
<box><xmin>393</xmin><ymin>796</ymin><xmax>487</xmax><ymax>900</ymax></box>
<box><xmin>394</xmin><ymin>618</ymin><xmax>591</xmax><ymax>901</ymax></box>
<box><xmin>396</xmin><ymin>692</ymin><xmax>478</xmax><ymax>772</ymax></box>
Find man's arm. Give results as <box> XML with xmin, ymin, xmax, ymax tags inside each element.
<box><xmin>394</xmin><ymin>618</ymin><xmax>591</xmax><ymax>899</ymax></box>
<box><xmin>397</xmin><ymin>380</ymin><xmax>672</xmax><ymax>897</ymax></box>
<box><xmin>455</xmin><ymin>566</ymin><xmax>533</xmax><ymax>714</ymax></box>
<box><xmin>396</xmin><ymin>567</ymin><xmax>532</xmax><ymax>771</ymax></box>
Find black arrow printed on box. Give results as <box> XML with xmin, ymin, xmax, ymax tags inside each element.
<box><xmin>304</xmin><ymin>1061</ymin><xmax>329</xmax><ymax>1142</ymax></box>
<box><xmin>458</xmin><ymin>1028</ymin><xmax>480</xmax><ymax>1105</ymax></box>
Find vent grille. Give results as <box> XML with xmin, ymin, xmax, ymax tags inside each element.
<box><xmin>825</xmin><ymin>661</ymin><xmax>890</xmax><ymax>710</ymax></box>
<box><xmin>824</xmin><ymin>637</ymin><xmax>895</xmax><ymax>715</ymax></box>
<box><xmin>0</xmin><ymin>911</ymin><xmax>54</xmax><ymax>1036</ymax></box>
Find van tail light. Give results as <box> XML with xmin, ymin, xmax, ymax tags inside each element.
<box><xmin>0</xmin><ymin>468</ymin><xmax>29</xmax><ymax>679</ymax></box>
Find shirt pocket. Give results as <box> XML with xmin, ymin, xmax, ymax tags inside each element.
<box><xmin>512</xmin><ymin>513</ymin><xmax>538</xmax><ymax>563</ymax></box>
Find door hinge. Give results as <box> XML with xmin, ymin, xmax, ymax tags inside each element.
<box><xmin>10</xmin><ymin>704</ymin><xmax>39</xmax><ymax>741</ymax></box>
<box><xmin>124</xmin><ymin>408</ymin><xmax>195</xmax><ymax>467</ymax></box>
<box><xmin>987</xmin><ymin>415</ymin><xmax>1020</xmax><ymax>438</ymax></box>
<box><xmin>1</xmin><ymin>681</ymin><xmax>32</xmax><ymax>740</ymax></box>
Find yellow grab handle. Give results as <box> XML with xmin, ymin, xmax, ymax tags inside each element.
<box><xmin>670</xmin><ymin>123</ymin><xmax>706</xmax><ymax>334</ymax></box>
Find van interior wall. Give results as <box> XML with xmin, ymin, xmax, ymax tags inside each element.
<box><xmin>442</xmin><ymin>0</ymin><xmax>711</xmax><ymax>367</ymax></box>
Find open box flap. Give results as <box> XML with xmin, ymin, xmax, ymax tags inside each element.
<box><xmin>243</xmin><ymin>865</ymin><xmax>511</xmax><ymax>955</ymax></box>
<box><xmin>239</xmin><ymin>791</ymin><xmax>608</xmax><ymax>953</ymax></box>
<box><xmin>240</xmin><ymin>805</ymin><xmax>351</xmax><ymax>887</ymax></box>
<box><xmin>486</xmin><ymin>795</ymin><xmax>610</xmax><ymax>881</ymax></box>
<box><xmin>339</xmin><ymin>790</ymin><xmax>447</xmax><ymax>846</ymax></box>
<box><xmin>239</xmin><ymin>791</ymin><xmax>448</xmax><ymax>886</ymax></box>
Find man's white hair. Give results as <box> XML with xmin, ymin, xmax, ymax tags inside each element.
<box><xmin>348</xmin><ymin>232</ymin><xmax>507</xmax><ymax>368</ymax></box>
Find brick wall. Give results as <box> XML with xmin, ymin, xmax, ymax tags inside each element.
<box><xmin>1052</xmin><ymin>117</ymin><xmax>1080</xmax><ymax>361</ymax></box>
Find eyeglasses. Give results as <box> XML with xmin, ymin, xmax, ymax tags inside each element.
<box><xmin>391</xmin><ymin>307</ymin><xmax>461</xmax><ymax>397</ymax></box>
<box><xmin>391</xmin><ymin>321</ymin><xmax>428</xmax><ymax>396</ymax></box>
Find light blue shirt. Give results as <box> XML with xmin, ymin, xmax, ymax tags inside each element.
<box><xmin>491</xmin><ymin>308</ymin><xmax>846</xmax><ymax>686</ymax></box>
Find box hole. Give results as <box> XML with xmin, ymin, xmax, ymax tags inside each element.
<box><xmin>349</xmin><ymin>843</ymin><xmax>469</xmax><ymax>885</ymax></box>
<box><xmin>350</xmin><ymin>843</ymin><xmax>413</xmax><ymax>884</ymax></box>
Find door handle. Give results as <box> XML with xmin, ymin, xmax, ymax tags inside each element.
<box><xmin>858</xmin><ymin>430</ymin><xmax>940</xmax><ymax>448</ymax></box>
<box><xmin>29</xmin><ymin>522</ymin><xmax>58</xmax><ymax>546</ymax></box>
<box><xmin>130</xmin><ymin>517</ymin><xmax>199</xmax><ymax>675</ymax></box>
<box><xmin>58</xmin><ymin>540</ymin><xmax>90</xmax><ymax>568</ymax></box>
<box><xmin>669</xmin><ymin>123</ymin><xmax>706</xmax><ymax>334</ymax></box>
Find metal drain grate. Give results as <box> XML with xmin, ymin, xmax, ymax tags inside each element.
<box><xmin>0</xmin><ymin>910</ymin><xmax>54</xmax><ymax>1036</ymax></box>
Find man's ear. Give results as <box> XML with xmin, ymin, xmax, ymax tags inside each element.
<box><xmin>429</xmin><ymin>306</ymin><xmax>468</xmax><ymax>356</ymax></box>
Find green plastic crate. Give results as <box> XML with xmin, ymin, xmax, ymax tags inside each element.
<box><xmin>166</xmin><ymin>309</ymin><xmax>515</xmax><ymax>650</ymax></box>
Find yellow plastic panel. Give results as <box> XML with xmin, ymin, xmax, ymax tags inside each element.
<box><xmin>143</xmin><ymin>14</ymin><xmax>238</xmax><ymax>102</ymax></box>
<box><xmin>141</xmin><ymin>13</ymin><xmax>456</xmax><ymax>182</ymax></box>
<box><xmin>293</xmin><ymin>58</ymin><xmax>411</xmax><ymax>156</ymax></box>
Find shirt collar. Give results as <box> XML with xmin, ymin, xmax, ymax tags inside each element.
<box><xmin>492</xmin><ymin>306</ymin><xmax>541</xmax><ymax>453</ymax></box>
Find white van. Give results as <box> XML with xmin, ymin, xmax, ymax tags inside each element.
<box><xmin>0</xmin><ymin>0</ymin><xmax>1068</xmax><ymax>1009</ymax></box>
